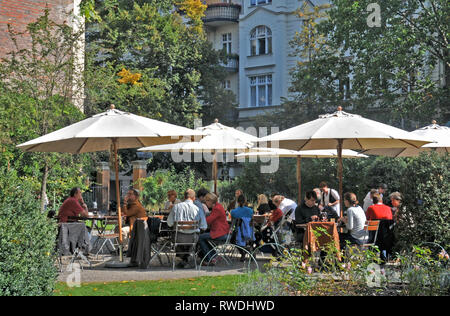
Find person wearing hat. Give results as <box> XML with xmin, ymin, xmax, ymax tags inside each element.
<box><xmin>363</xmin><ymin>184</ymin><xmax>388</xmax><ymax>212</ymax></box>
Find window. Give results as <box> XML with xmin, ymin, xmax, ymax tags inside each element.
<box><xmin>222</xmin><ymin>80</ymin><xmax>231</xmax><ymax>90</ymax></box>
<box><xmin>250</xmin><ymin>75</ymin><xmax>272</xmax><ymax>107</ymax></box>
<box><xmin>250</xmin><ymin>0</ymin><xmax>272</xmax><ymax>5</ymax></box>
<box><xmin>250</xmin><ymin>26</ymin><xmax>272</xmax><ymax>56</ymax></box>
<box><xmin>222</xmin><ymin>33</ymin><xmax>232</xmax><ymax>54</ymax></box>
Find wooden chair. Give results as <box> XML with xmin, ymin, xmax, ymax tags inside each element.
<box><xmin>360</xmin><ymin>220</ymin><xmax>380</xmax><ymax>249</ymax></box>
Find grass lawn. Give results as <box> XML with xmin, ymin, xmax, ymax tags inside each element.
<box><xmin>54</xmin><ymin>275</ymin><xmax>244</xmax><ymax>296</ymax></box>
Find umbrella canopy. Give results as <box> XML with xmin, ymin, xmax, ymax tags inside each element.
<box><xmin>362</xmin><ymin>121</ymin><xmax>449</xmax><ymax>157</ymax></box>
<box><xmin>139</xmin><ymin>119</ymin><xmax>258</xmax><ymax>194</ymax></box>
<box><xmin>258</xmin><ymin>107</ymin><xmax>433</xmax><ymax>216</ymax></box>
<box><xmin>18</xmin><ymin>106</ymin><xmax>205</xmax><ymax>153</ymax></box>
<box><xmin>236</xmin><ymin>148</ymin><xmax>368</xmax><ymax>203</ymax></box>
<box><xmin>259</xmin><ymin>107</ymin><xmax>431</xmax><ymax>151</ymax></box>
<box><xmin>17</xmin><ymin>105</ymin><xmax>205</xmax><ymax>262</ymax></box>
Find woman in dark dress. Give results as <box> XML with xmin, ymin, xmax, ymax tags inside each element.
<box><xmin>256</xmin><ymin>194</ymin><xmax>271</xmax><ymax>215</ymax></box>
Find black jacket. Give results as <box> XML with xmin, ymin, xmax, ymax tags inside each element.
<box><xmin>294</xmin><ymin>202</ymin><xmax>320</xmax><ymax>225</ymax></box>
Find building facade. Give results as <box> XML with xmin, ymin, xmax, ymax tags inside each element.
<box><xmin>203</xmin><ymin>0</ymin><xmax>322</xmax><ymax>127</ymax></box>
<box><xmin>0</xmin><ymin>0</ymin><xmax>85</xmax><ymax>110</ymax></box>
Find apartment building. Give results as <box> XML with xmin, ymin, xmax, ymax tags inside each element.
<box><xmin>203</xmin><ymin>0</ymin><xmax>325</xmax><ymax>127</ymax></box>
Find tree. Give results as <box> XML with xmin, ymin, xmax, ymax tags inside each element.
<box><xmin>270</xmin><ymin>0</ymin><xmax>449</xmax><ymax>130</ymax></box>
<box><xmin>0</xmin><ymin>9</ymin><xmax>93</xmax><ymax>210</ymax></box>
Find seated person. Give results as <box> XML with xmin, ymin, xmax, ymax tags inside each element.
<box><xmin>259</xmin><ymin>206</ymin><xmax>283</xmax><ymax>241</ymax></box>
<box><xmin>231</xmin><ymin>195</ymin><xmax>254</xmax><ymax>261</ymax></box>
<box><xmin>293</xmin><ymin>190</ymin><xmax>321</xmax><ymax>243</ymax></box>
<box><xmin>338</xmin><ymin>192</ymin><xmax>367</xmax><ymax>248</ymax></box>
<box><xmin>122</xmin><ymin>189</ymin><xmax>147</xmax><ymax>237</ymax></box>
<box><xmin>162</xmin><ymin>190</ymin><xmax>181</xmax><ymax>214</ymax></box>
<box><xmin>227</xmin><ymin>189</ymin><xmax>243</xmax><ymax>213</ymax></box>
<box><xmin>199</xmin><ymin>193</ymin><xmax>230</xmax><ymax>264</ymax></box>
<box><xmin>389</xmin><ymin>191</ymin><xmax>403</xmax><ymax>224</ymax></box>
<box><xmin>167</xmin><ymin>189</ymin><xmax>207</xmax><ymax>268</ymax></box>
<box><xmin>366</xmin><ymin>193</ymin><xmax>393</xmax><ymax>220</ymax></box>
<box><xmin>231</xmin><ymin>195</ymin><xmax>254</xmax><ymax>219</ymax></box>
<box><xmin>256</xmin><ymin>194</ymin><xmax>271</xmax><ymax>215</ymax></box>
<box><xmin>294</xmin><ymin>191</ymin><xmax>321</xmax><ymax>225</ymax></box>
<box><xmin>58</xmin><ymin>187</ymin><xmax>89</xmax><ymax>223</ymax></box>
<box><xmin>194</xmin><ymin>187</ymin><xmax>210</xmax><ymax>217</ymax></box>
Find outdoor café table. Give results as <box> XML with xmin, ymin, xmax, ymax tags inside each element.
<box><xmin>252</xmin><ymin>214</ymin><xmax>268</xmax><ymax>226</ymax></box>
<box><xmin>68</xmin><ymin>215</ymin><xmax>121</xmax><ymax>235</ymax></box>
<box><xmin>299</xmin><ymin>221</ymin><xmax>341</xmax><ymax>261</ymax></box>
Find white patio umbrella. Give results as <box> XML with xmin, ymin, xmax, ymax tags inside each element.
<box><xmin>362</xmin><ymin>120</ymin><xmax>449</xmax><ymax>157</ymax></box>
<box><xmin>259</xmin><ymin>107</ymin><xmax>433</xmax><ymax>216</ymax></box>
<box><xmin>17</xmin><ymin>105</ymin><xmax>205</xmax><ymax>262</ymax></box>
<box><xmin>236</xmin><ymin>148</ymin><xmax>368</xmax><ymax>203</ymax></box>
<box><xmin>139</xmin><ymin>119</ymin><xmax>259</xmax><ymax>194</ymax></box>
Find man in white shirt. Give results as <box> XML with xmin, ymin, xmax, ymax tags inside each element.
<box><xmin>167</xmin><ymin>189</ymin><xmax>207</xmax><ymax>268</ymax></box>
<box><xmin>319</xmin><ymin>181</ymin><xmax>340</xmax><ymax>217</ymax></box>
<box><xmin>273</xmin><ymin>195</ymin><xmax>297</xmax><ymax>221</ymax></box>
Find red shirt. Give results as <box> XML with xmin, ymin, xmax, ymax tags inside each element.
<box><xmin>366</xmin><ymin>203</ymin><xmax>393</xmax><ymax>220</ymax></box>
<box><xmin>206</xmin><ymin>203</ymin><xmax>230</xmax><ymax>239</ymax></box>
<box><xmin>269</xmin><ymin>208</ymin><xmax>283</xmax><ymax>226</ymax></box>
<box><xmin>58</xmin><ymin>197</ymin><xmax>85</xmax><ymax>223</ymax></box>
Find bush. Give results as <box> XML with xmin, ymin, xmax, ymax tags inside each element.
<box><xmin>396</xmin><ymin>152</ymin><xmax>450</xmax><ymax>251</ymax></box>
<box><xmin>0</xmin><ymin>168</ymin><xmax>58</xmax><ymax>296</ymax></box>
<box><xmin>141</xmin><ymin>166</ymin><xmax>207</xmax><ymax>209</ymax></box>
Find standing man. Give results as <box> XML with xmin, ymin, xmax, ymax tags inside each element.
<box><xmin>58</xmin><ymin>187</ymin><xmax>89</xmax><ymax>223</ymax></box>
<box><xmin>319</xmin><ymin>181</ymin><xmax>341</xmax><ymax>217</ymax></box>
<box><xmin>167</xmin><ymin>189</ymin><xmax>207</xmax><ymax>268</ymax></box>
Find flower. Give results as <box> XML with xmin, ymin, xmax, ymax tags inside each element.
<box><xmin>307</xmin><ymin>267</ymin><xmax>313</xmax><ymax>274</ymax></box>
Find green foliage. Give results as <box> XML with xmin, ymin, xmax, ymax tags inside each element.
<box><xmin>396</xmin><ymin>244</ymin><xmax>450</xmax><ymax>295</ymax></box>
<box><xmin>0</xmin><ymin>168</ymin><xmax>58</xmax><ymax>296</ymax></box>
<box><xmin>85</xmin><ymin>0</ymin><xmax>235</xmax><ymax>128</ymax></box>
<box><xmin>396</xmin><ymin>152</ymin><xmax>450</xmax><ymax>250</ymax></box>
<box><xmin>141</xmin><ymin>166</ymin><xmax>207</xmax><ymax>209</ymax></box>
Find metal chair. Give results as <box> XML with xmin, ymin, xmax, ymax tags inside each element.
<box><xmin>251</xmin><ymin>209</ymin><xmax>293</xmax><ymax>260</ymax></box>
<box><xmin>199</xmin><ymin>218</ymin><xmax>258</xmax><ymax>272</ymax></box>
<box><xmin>171</xmin><ymin>220</ymin><xmax>199</xmax><ymax>271</ymax></box>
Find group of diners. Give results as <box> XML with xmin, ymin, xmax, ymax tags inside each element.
<box><xmin>56</xmin><ymin>180</ymin><xmax>402</xmax><ymax>268</ymax></box>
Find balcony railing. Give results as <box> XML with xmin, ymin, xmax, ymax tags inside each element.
<box><xmin>220</xmin><ymin>55</ymin><xmax>239</xmax><ymax>72</ymax></box>
<box><xmin>203</xmin><ymin>3</ymin><xmax>241</xmax><ymax>26</ymax></box>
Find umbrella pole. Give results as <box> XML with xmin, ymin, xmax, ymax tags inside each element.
<box><xmin>337</xmin><ymin>139</ymin><xmax>343</xmax><ymax>218</ymax></box>
<box><xmin>297</xmin><ymin>156</ymin><xmax>302</xmax><ymax>203</ymax></box>
<box><xmin>113</xmin><ymin>139</ymin><xmax>124</xmax><ymax>262</ymax></box>
<box><xmin>213</xmin><ymin>150</ymin><xmax>218</xmax><ymax>195</ymax></box>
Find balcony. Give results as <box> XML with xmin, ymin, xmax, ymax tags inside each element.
<box><xmin>203</xmin><ymin>3</ymin><xmax>241</xmax><ymax>27</ymax></box>
<box><xmin>220</xmin><ymin>55</ymin><xmax>239</xmax><ymax>72</ymax></box>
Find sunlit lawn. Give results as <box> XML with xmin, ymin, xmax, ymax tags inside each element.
<box><xmin>54</xmin><ymin>275</ymin><xmax>243</xmax><ymax>296</ymax></box>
